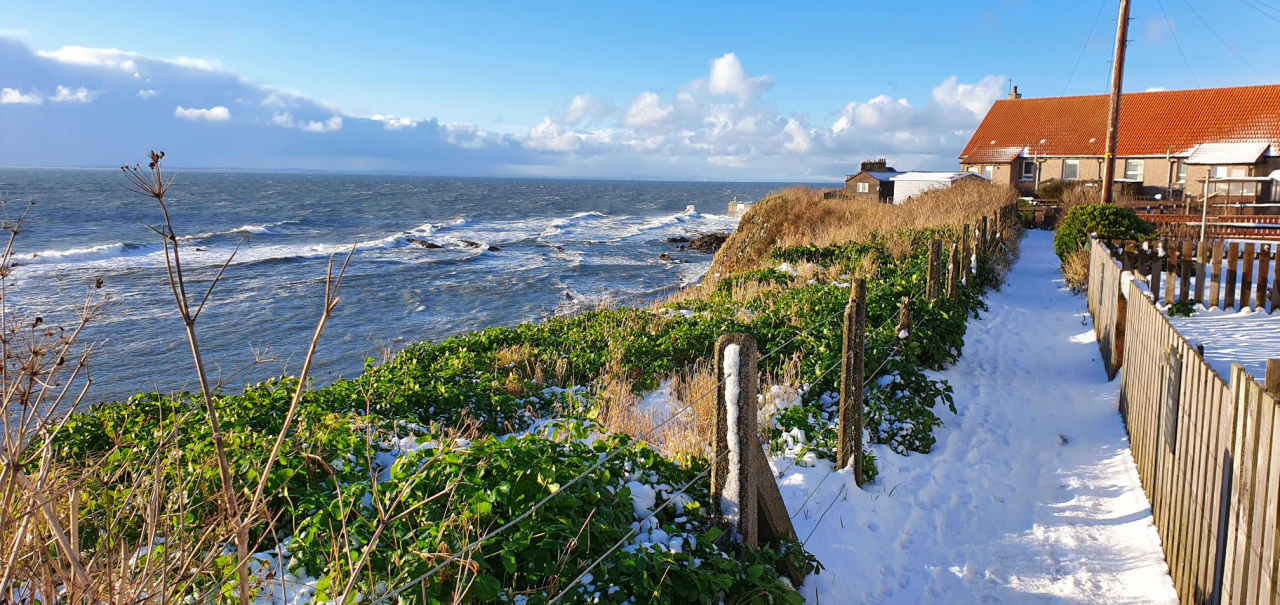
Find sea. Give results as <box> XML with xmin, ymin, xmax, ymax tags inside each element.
<box><xmin>0</xmin><ymin>168</ymin><xmax>797</xmax><ymax>405</ymax></box>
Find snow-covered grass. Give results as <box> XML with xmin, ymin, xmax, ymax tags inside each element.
<box><xmin>781</xmin><ymin>231</ymin><xmax>1177</xmax><ymax>603</ymax></box>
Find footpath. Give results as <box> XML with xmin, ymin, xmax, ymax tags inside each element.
<box><xmin>783</xmin><ymin>230</ymin><xmax>1179</xmax><ymax>604</ymax></box>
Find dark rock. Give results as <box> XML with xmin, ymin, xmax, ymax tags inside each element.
<box><xmin>665</xmin><ymin>236</ymin><xmax>691</xmax><ymax>243</ymax></box>
<box><xmin>487</xmin><ymin>245</ymin><xmax>501</xmax><ymax>252</ymax></box>
<box><xmin>459</xmin><ymin>240</ymin><xmax>482</xmax><ymax>249</ymax></box>
<box><xmin>406</xmin><ymin>238</ymin><xmax>444</xmax><ymax>249</ymax></box>
<box><xmin>658</xmin><ymin>253</ymin><xmax>674</xmax><ymax>262</ymax></box>
<box><xmin>688</xmin><ymin>232</ymin><xmax>730</xmax><ymax>253</ymax></box>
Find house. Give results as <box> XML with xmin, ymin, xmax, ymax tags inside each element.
<box><xmin>958</xmin><ymin>84</ymin><xmax>1280</xmax><ymax>209</ymax></box>
<box><xmin>890</xmin><ymin>172</ymin><xmax>990</xmax><ymax>204</ymax></box>
<box><xmin>825</xmin><ymin>159</ymin><xmax>901</xmax><ymax>202</ymax></box>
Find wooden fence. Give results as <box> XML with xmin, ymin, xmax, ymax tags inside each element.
<box><xmin>1087</xmin><ymin>239</ymin><xmax>1280</xmax><ymax>604</ymax></box>
<box><xmin>1139</xmin><ymin>216</ymin><xmax>1280</xmax><ymax>242</ymax></box>
<box><xmin>1100</xmin><ymin>238</ymin><xmax>1279</xmax><ymax>314</ymax></box>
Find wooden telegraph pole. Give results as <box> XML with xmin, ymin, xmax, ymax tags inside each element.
<box><xmin>1100</xmin><ymin>0</ymin><xmax>1132</xmax><ymax>205</ymax></box>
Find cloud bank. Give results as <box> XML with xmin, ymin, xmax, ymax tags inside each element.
<box><xmin>0</xmin><ymin>36</ymin><xmax>1004</xmax><ymax>181</ymax></box>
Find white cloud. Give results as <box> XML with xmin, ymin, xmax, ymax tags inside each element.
<box><xmin>440</xmin><ymin>122</ymin><xmax>509</xmax><ymax>149</ymax></box>
<box><xmin>51</xmin><ymin>86</ymin><xmax>96</xmax><ymax>103</ymax></box>
<box><xmin>136</xmin><ymin>89</ymin><xmax>158</xmax><ymax>99</ymax></box>
<box><xmin>37</xmin><ymin>46</ymin><xmax>138</xmax><ymax>72</ymax></box>
<box><xmin>270</xmin><ymin>111</ymin><xmax>341</xmax><ymax>132</ymax></box>
<box><xmin>270</xmin><ymin>111</ymin><xmax>296</xmax><ymax>128</ymax></box>
<box><xmin>371</xmin><ymin>114</ymin><xmax>419</xmax><ymax>131</ymax></box>
<box><xmin>300</xmin><ymin>116</ymin><xmax>342</xmax><ymax>132</ymax></box>
<box><xmin>705</xmin><ymin>53</ymin><xmax>773</xmax><ymax>100</ymax></box>
<box><xmin>172</xmin><ymin>56</ymin><xmax>221</xmax><ymax>71</ymax></box>
<box><xmin>1145</xmin><ymin>86</ymin><xmax>1167</xmax><ymax>92</ymax></box>
<box><xmin>174</xmin><ymin>105</ymin><xmax>231</xmax><ymax>121</ymax></box>
<box><xmin>624</xmin><ymin>92</ymin><xmax>673</xmax><ymax>128</ymax></box>
<box><xmin>0</xmin><ymin>87</ymin><xmax>42</xmax><ymax>105</ymax></box>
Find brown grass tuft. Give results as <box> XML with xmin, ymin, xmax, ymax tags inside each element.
<box><xmin>1061</xmin><ymin>247</ymin><xmax>1090</xmax><ymax>293</ymax></box>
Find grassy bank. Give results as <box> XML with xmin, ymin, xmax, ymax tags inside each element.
<box><xmin>7</xmin><ymin>181</ymin><xmax>1018</xmax><ymax>603</ymax></box>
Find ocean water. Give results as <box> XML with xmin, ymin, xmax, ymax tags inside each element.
<box><xmin>0</xmin><ymin>168</ymin><xmax>792</xmax><ymax>404</ymax></box>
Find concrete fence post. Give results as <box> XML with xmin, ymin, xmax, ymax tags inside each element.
<box><xmin>838</xmin><ymin>279</ymin><xmax>867</xmax><ymax>485</ymax></box>
<box><xmin>711</xmin><ymin>333</ymin><xmax>759</xmax><ymax>551</ymax></box>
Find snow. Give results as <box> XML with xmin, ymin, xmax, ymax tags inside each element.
<box><xmin>781</xmin><ymin>230</ymin><xmax>1176</xmax><ymax>604</ymax></box>
<box><xmin>721</xmin><ymin>343</ymin><xmax>742</xmax><ymax>540</ymax></box>
<box><xmin>1165</xmin><ymin>305</ymin><xmax>1280</xmax><ymax>379</ymax></box>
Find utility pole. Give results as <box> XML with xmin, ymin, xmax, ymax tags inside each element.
<box><xmin>1101</xmin><ymin>0</ymin><xmax>1132</xmax><ymax>205</ymax></box>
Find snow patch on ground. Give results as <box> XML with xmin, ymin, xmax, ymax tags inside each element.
<box><xmin>1165</xmin><ymin>304</ymin><xmax>1280</xmax><ymax>380</ymax></box>
<box><xmin>782</xmin><ymin>230</ymin><xmax>1177</xmax><ymax>604</ymax></box>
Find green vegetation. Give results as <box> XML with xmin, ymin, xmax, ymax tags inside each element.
<box><xmin>18</xmin><ymin>175</ymin><xmax>1020</xmax><ymax>603</ymax></box>
<box><xmin>1053</xmin><ymin>203</ymin><xmax>1155</xmax><ymax>262</ymax></box>
<box><xmin>1167</xmin><ymin>300</ymin><xmax>1196</xmax><ymax>317</ymax></box>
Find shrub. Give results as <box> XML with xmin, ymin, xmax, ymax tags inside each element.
<box><xmin>1168</xmin><ymin>300</ymin><xmax>1195</xmax><ymax>317</ymax></box>
<box><xmin>1035</xmin><ymin>180</ymin><xmax>1068</xmax><ymax>200</ymax></box>
<box><xmin>1053</xmin><ymin>203</ymin><xmax>1153</xmax><ymax>262</ymax></box>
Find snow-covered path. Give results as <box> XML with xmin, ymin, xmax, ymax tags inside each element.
<box><xmin>784</xmin><ymin>230</ymin><xmax>1178</xmax><ymax>604</ymax></box>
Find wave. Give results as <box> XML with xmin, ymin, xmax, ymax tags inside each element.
<box><xmin>24</xmin><ymin>241</ymin><xmax>160</xmax><ymax>265</ymax></box>
<box><xmin>180</xmin><ymin>220</ymin><xmax>300</xmax><ymax>241</ymax></box>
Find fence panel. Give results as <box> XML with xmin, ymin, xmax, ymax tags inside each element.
<box><xmin>1095</xmin><ymin>238</ymin><xmax>1280</xmax><ymax>604</ymax></box>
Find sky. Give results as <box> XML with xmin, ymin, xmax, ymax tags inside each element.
<box><xmin>1</xmin><ymin>0</ymin><xmax>1277</xmax><ymax>181</ymax></box>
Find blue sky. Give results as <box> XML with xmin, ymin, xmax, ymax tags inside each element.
<box><xmin>1</xmin><ymin>0</ymin><xmax>1277</xmax><ymax>181</ymax></box>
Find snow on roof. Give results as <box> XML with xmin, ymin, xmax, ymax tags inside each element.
<box><xmin>891</xmin><ymin>171</ymin><xmax>989</xmax><ymax>183</ymax></box>
<box><xmin>962</xmin><ymin>146</ymin><xmax>1024</xmax><ymax>164</ymax></box>
<box><xmin>1184</xmin><ymin>141</ymin><xmax>1271</xmax><ymax>165</ymax></box>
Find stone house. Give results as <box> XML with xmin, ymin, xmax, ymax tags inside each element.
<box><xmin>958</xmin><ymin>85</ymin><xmax>1280</xmax><ymax>208</ymax></box>
<box><xmin>826</xmin><ymin>159</ymin><xmax>901</xmax><ymax>203</ymax></box>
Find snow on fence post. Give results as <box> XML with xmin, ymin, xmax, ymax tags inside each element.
<box><xmin>947</xmin><ymin>242</ymin><xmax>960</xmax><ymax>299</ymax></box>
<box><xmin>837</xmin><ymin>279</ymin><xmax>868</xmax><ymax>485</ymax></box>
<box><xmin>896</xmin><ymin>296</ymin><xmax>912</xmax><ymax>347</ymax></box>
<box><xmin>711</xmin><ymin>333</ymin><xmax>759</xmax><ymax>551</ymax></box>
<box><xmin>926</xmin><ymin>239</ymin><xmax>942</xmax><ymax>301</ymax></box>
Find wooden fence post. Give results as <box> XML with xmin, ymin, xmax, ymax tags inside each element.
<box><xmin>1226</xmin><ymin>242</ymin><xmax>1240</xmax><ymax>310</ymax></box>
<box><xmin>896</xmin><ymin>296</ymin><xmax>912</xmax><ymax>347</ymax></box>
<box><xmin>1242</xmin><ymin>243</ymin><xmax>1256</xmax><ymax>311</ymax></box>
<box><xmin>1196</xmin><ymin>240</ymin><xmax>1209</xmax><ymax>305</ymax></box>
<box><xmin>926</xmin><ymin>239</ymin><xmax>942</xmax><ymax>301</ymax></box>
<box><xmin>1268</xmin><ymin>359</ymin><xmax>1280</xmax><ymax>398</ymax></box>
<box><xmin>712</xmin><ymin>333</ymin><xmax>760</xmax><ymax>551</ymax></box>
<box><xmin>960</xmin><ymin>225</ymin><xmax>971</xmax><ymax>286</ymax></box>
<box><xmin>947</xmin><ymin>242</ymin><xmax>959</xmax><ymax>299</ymax></box>
<box><xmin>1210</xmin><ymin>240</ymin><xmax>1223</xmax><ymax>310</ymax></box>
<box><xmin>1179</xmin><ymin>240</ymin><xmax>1193</xmax><ymax>304</ymax></box>
<box><xmin>1165</xmin><ymin>239</ymin><xmax>1178</xmax><ymax>305</ymax></box>
<box><xmin>838</xmin><ymin>279</ymin><xmax>867</xmax><ymax>485</ymax></box>
<box><xmin>1255</xmin><ymin>244</ymin><xmax>1271</xmax><ymax>312</ymax></box>
<box><xmin>980</xmin><ymin>216</ymin><xmax>989</xmax><ymax>256</ymax></box>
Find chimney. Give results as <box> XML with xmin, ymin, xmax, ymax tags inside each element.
<box><xmin>860</xmin><ymin>158</ymin><xmax>895</xmax><ymax>172</ymax></box>
<box><xmin>1008</xmin><ymin>85</ymin><xmax>1022</xmax><ymax>100</ymax></box>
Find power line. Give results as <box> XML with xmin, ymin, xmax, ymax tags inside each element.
<box><xmin>1179</xmin><ymin>0</ymin><xmax>1270</xmax><ymax>81</ymax></box>
<box><xmin>1064</xmin><ymin>0</ymin><xmax>1112</xmax><ymax>95</ymax></box>
<box><xmin>1156</xmin><ymin>0</ymin><xmax>1201</xmax><ymax>87</ymax></box>
<box><xmin>1236</xmin><ymin>0</ymin><xmax>1280</xmax><ymax>23</ymax></box>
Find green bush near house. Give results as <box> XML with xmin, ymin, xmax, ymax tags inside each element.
<box><xmin>1053</xmin><ymin>203</ymin><xmax>1154</xmax><ymax>262</ymax></box>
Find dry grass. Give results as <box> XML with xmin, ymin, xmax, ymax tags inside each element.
<box><xmin>1061</xmin><ymin>247</ymin><xmax>1091</xmax><ymax>293</ymax></box>
<box><xmin>709</xmin><ymin>180</ymin><xmax>1017</xmax><ymax>277</ymax></box>
<box><xmin>596</xmin><ymin>359</ymin><xmax>719</xmax><ymax>459</ymax></box>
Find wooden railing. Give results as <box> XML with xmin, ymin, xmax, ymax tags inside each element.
<box><xmin>1087</xmin><ymin>239</ymin><xmax>1280</xmax><ymax>604</ymax></box>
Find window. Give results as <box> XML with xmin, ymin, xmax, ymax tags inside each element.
<box><xmin>1124</xmin><ymin>159</ymin><xmax>1144</xmax><ymax>181</ymax></box>
<box><xmin>1063</xmin><ymin>159</ymin><xmax>1080</xmax><ymax>180</ymax></box>
<box><xmin>856</xmin><ymin>182</ymin><xmax>870</xmax><ymax>193</ymax></box>
<box><xmin>982</xmin><ymin>165</ymin><xmax>994</xmax><ymax>179</ymax></box>
<box><xmin>1176</xmin><ymin>160</ymin><xmax>1187</xmax><ymax>183</ymax></box>
<box><xmin>1021</xmin><ymin>160</ymin><xmax>1036</xmax><ymax>181</ymax></box>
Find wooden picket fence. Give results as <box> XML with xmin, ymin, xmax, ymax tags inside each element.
<box><xmin>1087</xmin><ymin>239</ymin><xmax>1280</xmax><ymax>604</ymax></box>
<box><xmin>1101</xmin><ymin>237</ymin><xmax>1280</xmax><ymax>314</ymax></box>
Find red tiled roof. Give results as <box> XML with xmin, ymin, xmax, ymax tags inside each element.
<box><xmin>959</xmin><ymin>85</ymin><xmax>1280</xmax><ymax>161</ymax></box>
